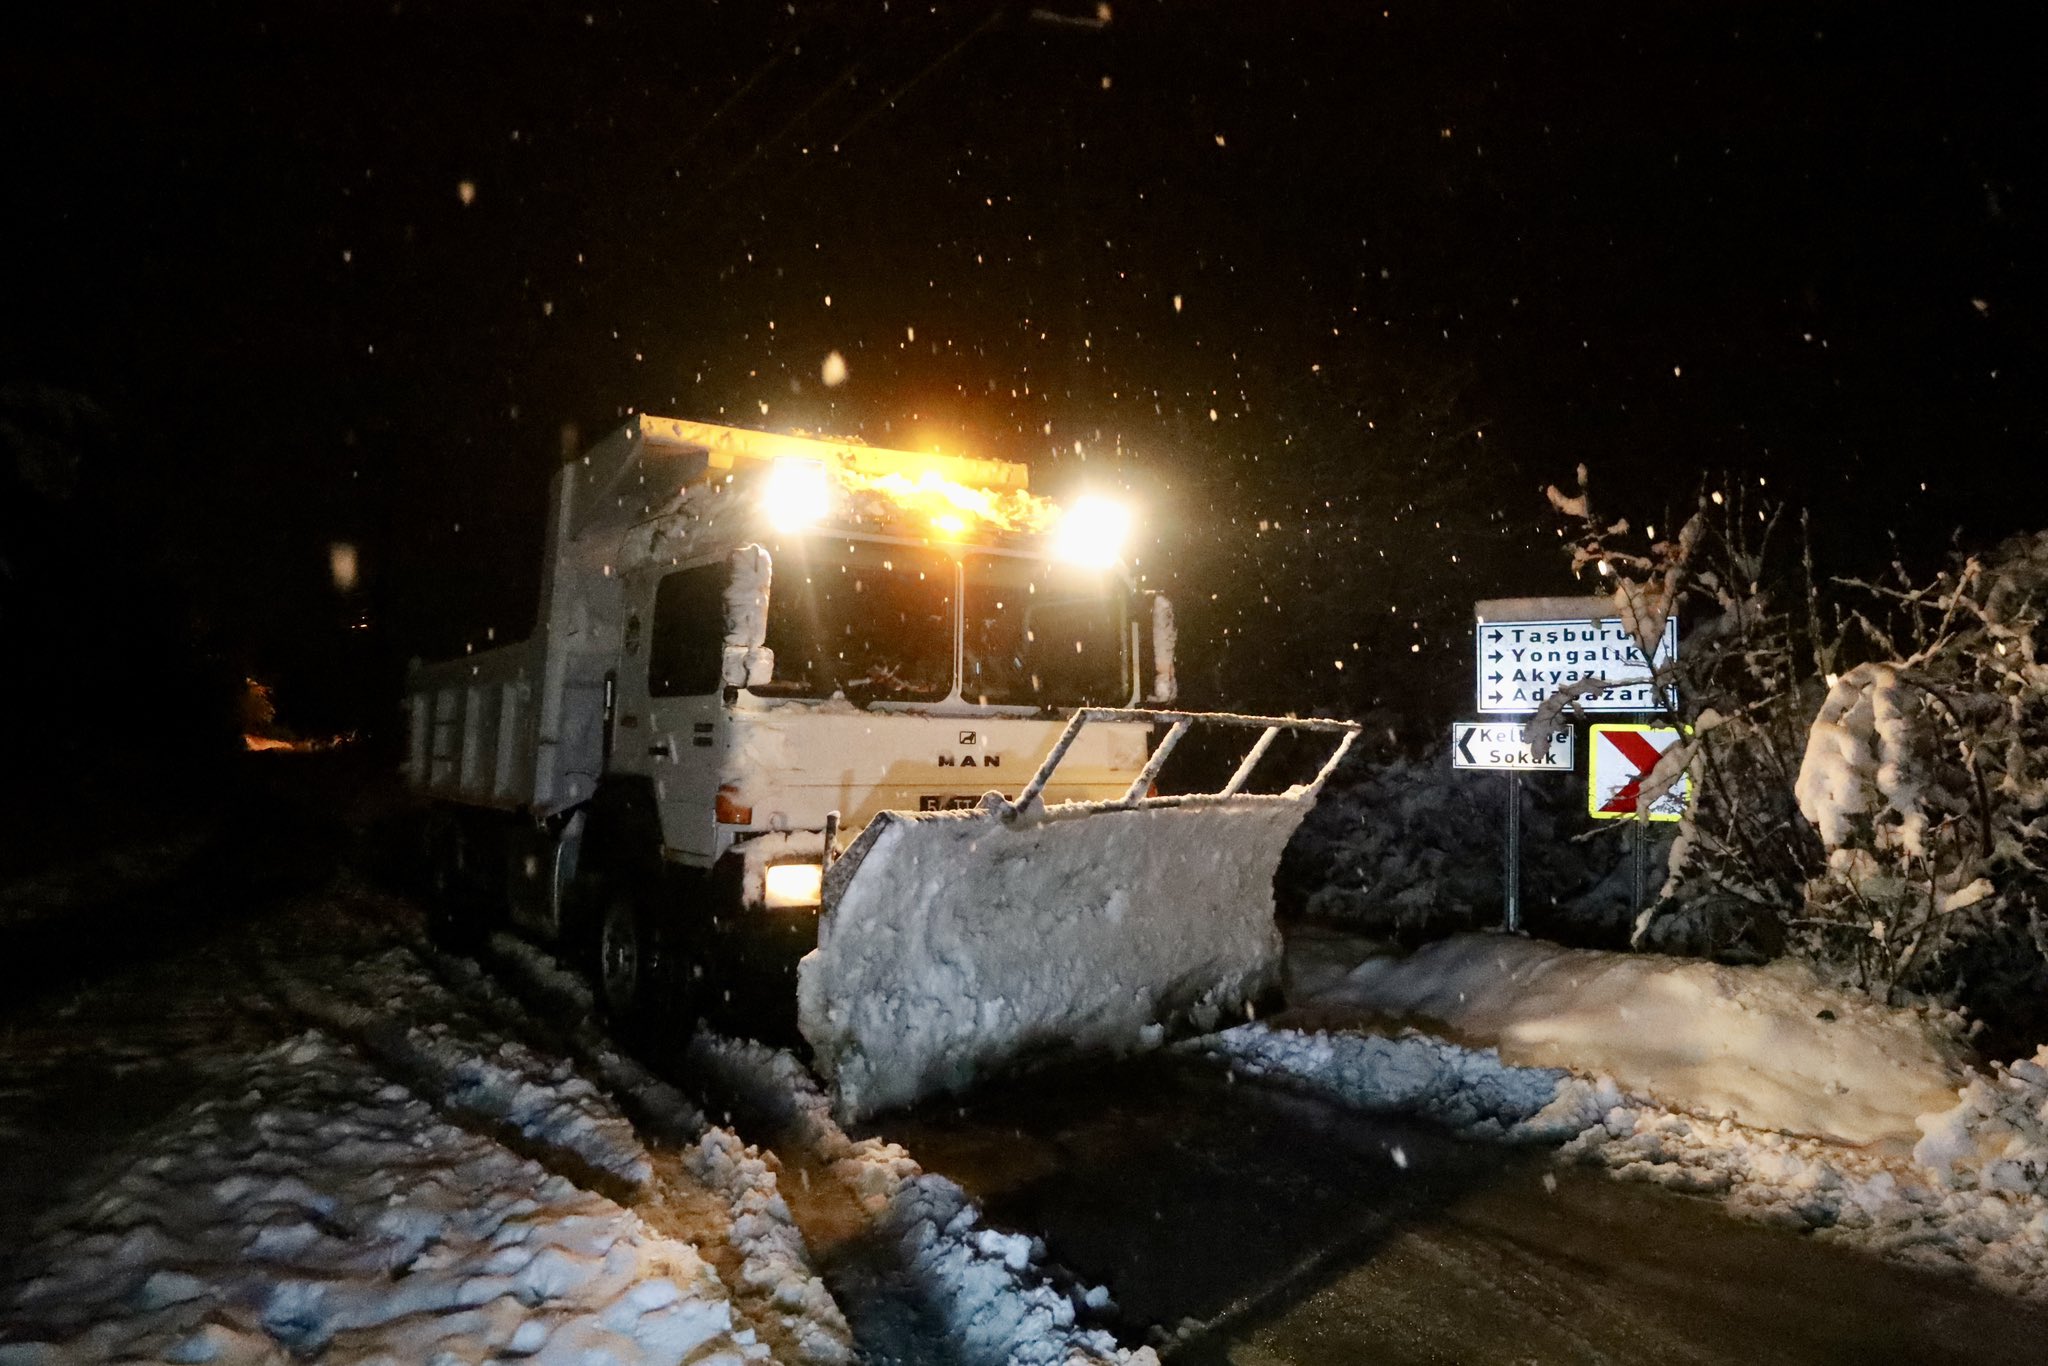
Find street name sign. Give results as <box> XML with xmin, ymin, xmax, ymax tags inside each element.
<box><xmin>1451</xmin><ymin>723</ymin><xmax>1575</xmax><ymax>772</ymax></box>
<box><xmin>1474</xmin><ymin>600</ymin><xmax>1678</xmax><ymax>715</ymax></box>
<box><xmin>1588</xmin><ymin>724</ymin><xmax>1690</xmax><ymax>821</ymax></box>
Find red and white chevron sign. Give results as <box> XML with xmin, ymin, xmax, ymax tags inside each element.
<box><xmin>1588</xmin><ymin>724</ymin><xmax>1690</xmax><ymax>822</ymax></box>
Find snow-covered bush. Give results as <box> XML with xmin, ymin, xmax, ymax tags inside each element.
<box><xmin>1541</xmin><ymin>473</ymin><xmax>2048</xmax><ymax>1038</ymax></box>
<box><xmin>1791</xmin><ymin>533</ymin><xmax>2048</xmax><ymax>1021</ymax></box>
<box><xmin>1278</xmin><ymin>740</ymin><xmax>1638</xmax><ymax>940</ymax></box>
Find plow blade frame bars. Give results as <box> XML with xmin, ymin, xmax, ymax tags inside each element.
<box><xmin>798</xmin><ymin>708</ymin><xmax>1361</xmax><ymax>1120</ymax></box>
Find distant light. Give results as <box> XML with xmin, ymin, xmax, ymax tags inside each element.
<box><xmin>765</xmin><ymin>458</ymin><xmax>832</xmax><ymax>531</ymax></box>
<box><xmin>329</xmin><ymin>542</ymin><xmax>359</xmax><ymax>592</ymax></box>
<box><xmin>1052</xmin><ymin>495</ymin><xmax>1131</xmax><ymax>568</ymax></box>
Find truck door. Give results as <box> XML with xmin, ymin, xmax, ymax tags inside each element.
<box><xmin>615</xmin><ymin>561</ymin><xmax>727</xmax><ymax>862</ymax></box>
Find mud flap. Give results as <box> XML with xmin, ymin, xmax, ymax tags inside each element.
<box><xmin>796</xmin><ymin>797</ymin><xmax>1308</xmax><ymax>1121</ymax></box>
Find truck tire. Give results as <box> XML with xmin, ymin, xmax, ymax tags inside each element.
<box><xmin>596</xmin><ymin>884</ymin><xmax>701</xmax><ymax>1044</ymax></box>
<box><xmin>596</xmin><ymin>889</ymin><xmax>651</xmax><ymax>1025</ymax></box>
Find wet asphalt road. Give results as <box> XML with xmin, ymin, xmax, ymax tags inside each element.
<box><xmin>874</xmin><ymin>1054</ymin><xmax>2048</xmax><ymax>1365</ymax></box>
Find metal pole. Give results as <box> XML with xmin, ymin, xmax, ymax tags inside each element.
<box><xmin>1504</xmin><ymin>771</ymin><xmax>1522</xmax><ymax>933</ymax></box>
<box><xmin>1631</xmin><ymin>813</ymin><xmax>1647</xmax><ymax>919</ymax></box>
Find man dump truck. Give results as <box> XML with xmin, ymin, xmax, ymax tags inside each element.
<box><xmin>405</xmin><ymin>416</ymin><xmax>1356</xmax><ymax>1118</ymax></box>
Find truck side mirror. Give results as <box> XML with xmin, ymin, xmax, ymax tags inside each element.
<box><xmin>722</xmin><ymin>644</ymin><xmax>775</xmax><ymax>688</ymax></box>
<box><xmin>724</xmin><ymin>544</ymin><xmax>775</xmax><ymax>688</ymax></box>
<box><xmin>1148</xmin><ymin>593</ymin><xmax>1177</xmax><ymax>704</ymax></box>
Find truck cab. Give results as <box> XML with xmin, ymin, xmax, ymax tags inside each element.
<box><xmin>405</xmin><ymin>417</ymin><xmax>1172</xmax><ymax>1029</ymax></box>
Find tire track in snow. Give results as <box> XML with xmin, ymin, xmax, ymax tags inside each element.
<box><xmin>253</xmin><ymin>902</ymin><xmax>852</xmax><ymax>1364</ymax></box>
<box><xmin>462</xmin><ymin>928</ymin><xmax>854</xmax><ymax>1364</ymax></box>
<box><xmin>679</xmin><ymin>1030</ymin><xmax>1156</xmax><ymax>1366</ymax></box>
<box><xmin>465</xmin><ymin>928</ymin><xmax>1153</xmax><ymax>1363</ymax></box>
<box><xmin>0</xmin><ymin>1028</ymin><xmax>768</xmax><ymax>1364</ymax></box>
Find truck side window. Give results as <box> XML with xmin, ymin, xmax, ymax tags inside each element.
<box><xmin>648</xmin><ymin>565</ymin><xmax>726</xmax><ymax>697</ymax></box>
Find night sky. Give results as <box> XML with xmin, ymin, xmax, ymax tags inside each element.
<box><xmin>5</xmin><ymin>1</ymin><xmax>2042</xmax><ymax>739</ymax></box>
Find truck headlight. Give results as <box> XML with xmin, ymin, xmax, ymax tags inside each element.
<box><xmin>766</xmin><ymin>458</ymin><xmax>832</xmax><ymax>531</ymax></box>
<box><xmin>763</xmin><ymin>861</ymin><xmax>824</xmax><ymax>909</ymax></box>
<box><xmin>1052</xmin><ymin>495</ymin><xmax>1130</xmax><ymax>568</ymax></box>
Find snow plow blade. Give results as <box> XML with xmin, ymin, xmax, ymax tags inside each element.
<box><xmin>797</xmin><ymin>709</ymin><xmax>1359</xmax><ymax>1120</ymax></box>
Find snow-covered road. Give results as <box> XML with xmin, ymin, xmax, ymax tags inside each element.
<box><xmin>0</xmin><ymin>880</ymin><xmax>850</xmax><ymax>1365</ymax></box>
<box><xmin>8</xmin><ymin>825</ymin><xmax>2048</xmax><ymax>1363</ymax></box>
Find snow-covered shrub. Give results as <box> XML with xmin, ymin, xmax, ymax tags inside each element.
<box><xmin>1278</xmin><ymin>740</ymin><xmax>1635</xmax><ymax>940</ymax></box>
<box><xmin>1542</xmin><ymin>473</ymin><xmax>2048</xmax><ymax>1036</ymax></box>
<box><xmin>1791</xmin><ymin>533</ymin><xmax>2048</xmax><ymax>1021</ymax></box>
<box><xmin>1540</xmin><ymin>471</ymin><xmax>1829</xmax><ymax>959</ymax></box>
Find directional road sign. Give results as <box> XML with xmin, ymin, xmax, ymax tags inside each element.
<box><xmin>1451</xmin><ymin>723</ymin><xmax>1575</xmax><ymax>772</ymax></box>
<box><xmin>1588</xmin><ymin>724</ymin><xmax>1690</xmax><ymax>821</ymax></box>
<box><xmin>1474</xmin><ymin>614</ymin><xmax>1678</xmax><ymax>715</ymax></box>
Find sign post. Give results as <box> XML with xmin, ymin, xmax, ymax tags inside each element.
<box><xmin>1449</xmin><ymin>723</ymin><xmax>1573</xmax><ymax>933</ymax></box>
<box><xmin>1505</xmin><ymin>771</ymin><xmax>1523</xmax><ymax>932</ymax></box>
<box><xmin>1471</xmin><ymin>600</ymin><xmax>1683</xmax><ymax>933</ymax></box>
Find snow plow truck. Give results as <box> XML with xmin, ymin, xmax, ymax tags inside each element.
<box><xmin>404</xmin><ymin>416</ymin><xmax>1357</xmax><ymax>1118</ymax></box>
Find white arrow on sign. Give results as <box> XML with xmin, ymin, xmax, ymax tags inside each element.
<box><xmin>1451</xmin><ymin>723</ymin><xmax>1575</xmax><ymax>772</ymax></box>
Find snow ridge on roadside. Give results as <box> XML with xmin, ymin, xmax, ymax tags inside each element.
<box><xmin>1206</xmin><ymin>1022</ymin><xmax>2048</xmax><ymax>1301</ymax></box>
<box><xmin>689</xmin><ymin>1128</ymin><xmax>854</xmax><ymax>1365</ymax></box>
<box><xmin>1196</xmin><ymin>1022</ymin><xmax>1615</xmax><ymax>1141</ymax></box>
<box><xmin>687</xmin><ymin>1032</ymin><xmax>1157</xmax><ymax>1366</ymax></box>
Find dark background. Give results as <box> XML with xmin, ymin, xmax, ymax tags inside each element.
<box><xmin>3</xmin><ymin>0</ymin><xmax>2041</xmax><ymax>761</ymax></box>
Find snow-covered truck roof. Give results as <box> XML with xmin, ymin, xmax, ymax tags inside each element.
<box><xmin>635</xmin><ymin>415</ymin><xmax>1031</xmax><ymax>493</ymax></box>
<box><xmin>566</xmin><ymin>415</ymin><xmax>1041</xmax><ymax>547</ymax></box>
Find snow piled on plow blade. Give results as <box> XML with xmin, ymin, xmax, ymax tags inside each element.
<box><xmin>798</xmin><ymin>799</ymin><xmax>1305</xmax><ymax>1120</ymax></box>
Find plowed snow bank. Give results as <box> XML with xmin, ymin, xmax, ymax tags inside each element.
<box><xmin>1203</xmin><ymin>1023</ymin><xmax>2048</xmax><ymax>1300</ymax></box>
<box><xmin>1313</xmin><ymin>933</ymin><xmax>1972</xmax><ymax>1145</ymax></box>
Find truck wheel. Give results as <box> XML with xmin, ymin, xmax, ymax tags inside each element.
<box><xmin>596</xmin><ymin>887</ymin><xmax>700</xmax><ymax>1047</ymax></box>
<box><xmin>597</xmin><ymin>891</ymin><xmax>649</xmax><ymax>1024</ymax></box>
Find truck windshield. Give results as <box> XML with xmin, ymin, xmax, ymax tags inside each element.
<box><xmin>754</xmin><ymin>537</ymin><xmax>955</xmax><ymax>704</ymax></box>
<box><xmin>961</xmin><ymin>554</ymin><xmax>1127</xmax><ymax>708</ymax></box>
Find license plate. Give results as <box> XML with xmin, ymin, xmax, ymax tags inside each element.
<box><xmin>918</xmin><ymin>794</ymin><xmax>982</xmax><ymax>811</ymax></box>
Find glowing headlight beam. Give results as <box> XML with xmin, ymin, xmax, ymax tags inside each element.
<box><xmin>763</xmin><ymin>861</ymin><xmax>824</xmax><ymax>909</ymax></box>
<box><xmin>1052</xmin><ymin>495</ymin><xmax>1131</xmax><ymax>568</ymax></box>
<box><xmin>765</xmin><ymin>457</ymin><xmax>832</xmax><ymax>531</ymax></box>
